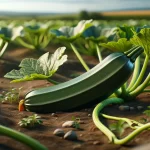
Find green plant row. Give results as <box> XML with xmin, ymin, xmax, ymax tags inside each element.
<box><xmin>1</xmin><ymin>19</ymin><xmax>150</xmax><ymax>148</ymax></box>
<box><xmin>0</xmin><ymin>19</ymin><xmax>149</xmax><ymax>58</ymax></box>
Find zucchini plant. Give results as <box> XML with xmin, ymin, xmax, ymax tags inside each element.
<box><xmin>100</xmin><ymin>27</ymin><xmax>150</xmax><ymax>99</ymax></box>
<box><xmin>82</xmin><ymin>25</ymin><xmax>111</xmax><ymax>62</ymax></box>
<box><xmin>4</xmin><ymin>47</ymin><xmax>67</xmax><ymax>83</ymax></box>
<box><xmin>18</xmin><ymin>114</ymin><xmax>43</xmax><ymax>128</ymax></box>
<box><xmin>50</xmin><ymin>19</ymin><xmax>93</xmax><ymax>71</ymax></box>
<box><xmin>0</xmin><ymin>87</ymin><xmax>22</xmax><ymax>103</ymax></box>
<box><xmin>93</xmin><ymin>28</ymin><xmax>150</xmax><ymax>145</ymax></box>
<box><xmin>15</xmin><ymin>22</ymin><xmax>52</xmax><ymax>53</ymax></box>
<box><xmin>0</xmin><ymin>26</ymin><xmax>23</xmax><ymax>57</ymax></box>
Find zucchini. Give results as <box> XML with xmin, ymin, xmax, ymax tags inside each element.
<box><xmin>24</xmin><ymin>46</ymin><xmax>143</xmax><ymax>113</ymax></box>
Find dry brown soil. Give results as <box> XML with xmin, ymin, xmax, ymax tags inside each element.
<box><xmin>0</xmin><ymin>46</ymin><xmax>150</xmax><ymax>150</ymax></box>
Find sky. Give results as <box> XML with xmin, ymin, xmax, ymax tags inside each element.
<box><xmin>0</xmin><ymin>0</ymin><xmax>149</xmax><ymax>13</ymax></box>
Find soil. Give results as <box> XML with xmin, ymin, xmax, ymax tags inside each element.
<box><xmin>0</xmin><ymin>46</ymin><xmax>150</xmax><ymax>150</ymax></box>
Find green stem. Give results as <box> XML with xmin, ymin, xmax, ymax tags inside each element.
<box><xmin>95</xmin><ymin>43</ymin><xmax>102</xmax><ymax>62</ymax></box>
<box><xmin>70</xmin><ymin>43</ymin><xmax>90</xmax><ymax>71</ymax></box>
<box><xmin>92</xmin><ymin>97</ymin><xmax>150</xmax><ymax>145</ymax></box>
<box><xmin>0</xmin><ymin>41</ymin><xmax>8</xmax><ymax>58</ymax></box>
<box><xmin>0</xmin><ymin>125</ymin><xmax>48</xmax><ymax>150</ymax></box>
<box><xmin>76</xmin><ymin>42</ymin><xmax>89</xmax><ymax>55</ymax></box>
<box><xmin>101</xmin><ymin>114</ymin><xmax>144</xmax><ymax>130</ymax></box>
<box><xmin>39</xmin><ymin>32</ymin><xmax>45</xmax><ymax>43</ymax></box>
<box><xmin>42</xmin><ymin>35</ymin><xmax>51</xmax><ymax>49</ymax></box>
<box><xmin>47</xmin><ymin>78</ymin><xmax>60</xmax><ymax>84</ymax></box>
<box><xmin>113</xmin><ymin>89</ymin><xmax>122</xmax><ymax>97</ymax></box>
<box><xmin>124</xmin><ymin>46</ymin><xmax>139</xmax><ymax>55</ymax></box>
<box><xmin>120</xmin><ymin>83</ymin><xmax>127</xmax><ymax>97</ymax></box>
<box><xmin>92</xmin><ymin>98</ymin><xmax>124</xmax><ymax>142</ymax></box>
<box><xmin>129</xmin><ymin>55</ymin><xmax>149</xmax><ymax>92</ymax></box>
<box><xmin>127</xmin><ymin>56</ymin><xmax>141</xmax><ymax>91</ymax></box>
<box><xmin>114</xmin><ymin>123</ymin><xmax>150</xmax><ymax>144</ymax></box>
<box><xmin>25</xmin><ymin>32</ymin><xmax>34</xmax><ymax>44</ymax></box>
<box><xmin>34</xmin><ymin>35</ymin><xmax>39</xmax><ymax>49</ymax></box>
<box><xmin>129</xmin><ymin>73</ymin><xmax>150</xmax><ymax>98</ymax></box>
<box><xmin>16</xmin><ymin>38</ymin><xmax>35</xmax><ymax>50</ymax></box>
<box><xmin>143</xmin><ymin>89</ymin><xmax>150</xmax><ymax>92</ymax></box>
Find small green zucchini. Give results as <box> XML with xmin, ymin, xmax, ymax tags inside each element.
<box><xmin>24</xmin><ymin>46</ymin><xmax>143</xmax><ymax>113</ymax></box>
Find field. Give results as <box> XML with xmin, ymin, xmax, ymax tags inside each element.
<box><xmin>0</xmin><ymin>17</ymin><xmax>150</xmax><ymax>150</ymax></box>
<box><xmin>102</xmin><ymin>10</ymin><xmax>150</xmax><ymax>16</ymax></box>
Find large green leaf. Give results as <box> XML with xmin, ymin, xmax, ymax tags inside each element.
<box><xmin>50</xmin><ymin>20</ymin><xmax>93</xmax><ymax>42</ymax></box>
<box><xmin>100</xmin><ymin>27</ymin><xmax>118</xmax><ymax>41</ymax></box>
<box><xmin>0</xmin><ymin>26</ymin><xmax>23</xmax><ymax>41</ymax></box>
<box><xmin>100</xmin><ymin>38</ymin><xmax>133</xmax><ymax>52</ymax></box>
<box><xmin>131</xmin><ymin>28</ymin><xmax>150</xmax><ymax>57</ymax></box>
<box><xmin>38</xmin><ymin>47</ymin><xmax>67</xmax><ymax>76</ymax></box>
<box><xmin>4</xmin><ymin>47</ymin><xmax>67</xmax><ymax>82</ymax></box>
<box><xmin>82</xmin><ymin>25</ymin><xmax>107</xmax><ymax>42</ymax></box>
<box><xmin>23</xmin><ymin>22</ymin><xmax>51</xmax><ymax>33</ymax></box>
<box><xmin>116</xmin><ymin>25</ymin><xmax>135</xmax><ymax>40</ymax></box>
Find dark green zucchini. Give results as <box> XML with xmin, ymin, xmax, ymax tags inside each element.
<box><xmin>24</xmin><ymin>46</ymin><xmax>143</xmax><ymax>113</ymax></box>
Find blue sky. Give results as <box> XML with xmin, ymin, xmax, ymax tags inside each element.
<box><xmin>0</xmin><ymin>0</ymin><xmax>149</xmax><ymax>13</ymax></box>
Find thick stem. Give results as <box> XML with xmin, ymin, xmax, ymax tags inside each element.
<box><xmin>34</xmin><ymin>35</ymin><xmax>39</xmax><ymax>48</ymax></box>
<box><xmin>127</xmin><ymin>56</ymin><xmax>141</xmax><ymax>91</ymax></box>
<box><xmin>113</xmin><ymin>89</ymin><xmax>122</xmax><ymax>97</ymax></box>
<box><xmin>0</xmin><ymin>42</ymin><xmax>8</xmax><ymax>58</ymax></box>
<box><xmin>42</xmin><ymin>35</ymin><xmax>51</xmax><ymax>49</ymax></box>
<box><xmin>76</xmin><ymin>41</ymin><xmax>90</xmax><ymax>55</ymax></box>
<box><xmin>95</xmin><ymin>43</ymin><xmax>102</xmax><ymax>62</ymax></box>
<box><xmin>120</xmin><ymin>83</ymin><xmax>127</xmax><ymax>97</ymax></box>
<box><xmin>143</xmin><ymin>89</ymin><xmax>150</xmax><ymax>92</ymax></box>
<box><xmin>70</xmin><ymin>43</ymin><xmax>90</xmax><ymax>71</ymax></box>
<box><xmin>16</xmin><ymin>38</ymin><xmax>35</xmax><ymax>50</ymax></box>
<box><xmin>92</xmin><ymin>98</ymin><xmax>124</xmax><ymax>142</ymax></box>
<box><xmin>0</xmin><ymin>125</ymin><xmax>48</xmax><ymax>150</ymax></box>
<box><xmin>129</xmin><ymin>55</ymin><xmax>149</xmax><ymax>92</ymax></box>
<box><xmin>129</xmin><ymin>73</ymin><xmax>150</xmax><ymax>98</ymax></box>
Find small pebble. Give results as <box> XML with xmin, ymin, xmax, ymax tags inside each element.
<box><xmin>137</xmin><ymin>106</ymin><xmax>144</xmax><ymax>110</ymax></box>
<box><xmin>88</xmin><ymin>114</ymin><xmax>91</xmax><ymax>117</ymax></box>
<box><xmin>51</xmin><ymin>113</ymin><xmax>58</xmax><ymax>117</ymax></box>
<box><xmin>93</xmin><ymin>141</ymin><xmax>101</xmax><ymax>145</ymax></box>
<box><xmin>130</xmin><ymin>107</ymin><xmax>135</xmax><ymax>111</ymax></box>
<box><xmin>73</xmin><ymin>144</ymin><xmax>82</xmax><ymax>150</ymax></box>
<box><xmin>119</xmin><ymin>105</ymin><xmax>130</xmax><ymax>111</ymax></box>
<box><xmin>53</xmin><ymin>128</ymin><xmax>65</xmax><ymax>137</ymax></box>
<box><xmin>62</xmin><ymin>121</ymin><xmax>75</xmax><ymax>128</ymax></box>
<box><xmin>132</xmin><ymin>143</ymin><xmax>150</xmax><ymax>150</ymax></box>
<box><xmin>64</xmin><ymin>130</ymin><xmax>78</xmax><ymax>140</ymax></box>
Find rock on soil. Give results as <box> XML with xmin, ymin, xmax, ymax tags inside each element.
<box><xmin>53</xmin><ymin>128</ymin><xmax>65</xmax><ymax>137</ymax></box>
<box><xmin>62</xmin><ymin>121</ymin><xmax>75</xmax><ymax>128</ymax></box>
<box><xmin>64</xmin><ymin>130</ymin><xmax>78</xmax><ymax>141</ymax></box>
